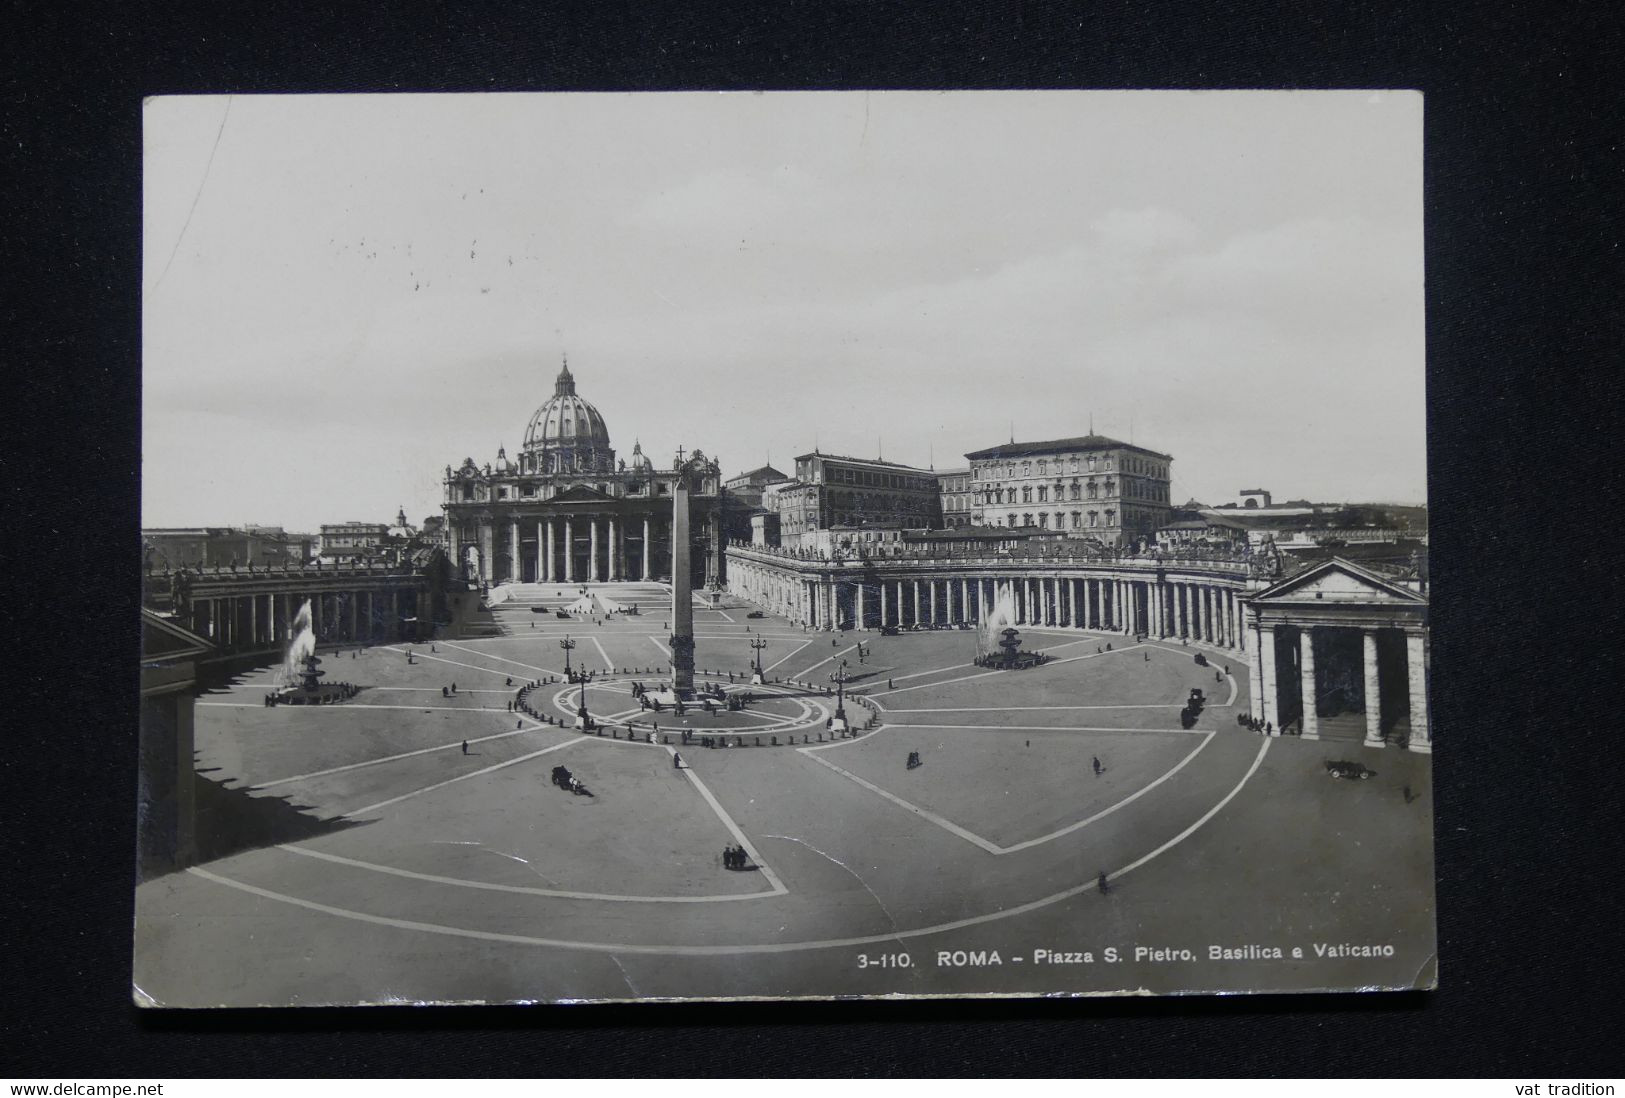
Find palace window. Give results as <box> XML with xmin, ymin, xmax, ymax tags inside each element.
<box><xmin>1022</xmin><ymin>461</ymin><xmax>1031</xmax><ymax>477</ymax></box>
<box><xmin>1088</xmin><ymin>511</ymin><xmax>1098</xmax><ymax>527</ymax></box>
<box><xmin>1087</xmin><ymin>480</ymin><xmax>1098</xmax><ymax>499</ymax></box>
<box><xmin>1104</xmin><ymin>479</ymin><xmax>1115</xmax><ymax>494</ymax></box>
<box><xmin>1037</xmin><ymin>459</ymin><xmax>1047</xmax><ymax>475</ymax></box>
<box><xmin>1037</xmin><ymin>486</ymin><xmax>1048</xmax><ymax>502</ymax></box>
<box><xmin>1007</xmin><ymin>513</ymin><xmax>1017</xmax><ymax>527</ymax></box>
<box><xmin>1070</xmin><ymin>481</ymin><xmax>1081</xmax><ymax>500</ymax></box>
<box><xmin>1071</xmin><ymin>512</ymin><xmax>1081</xmax><ymax>529</ymax></box>
<box><xmin>1022</xmin><ymin>513</ymin><xmax>1033</xmax><ymax>527</ymax></box>
<box><xmin>1070</xmin><ymin>456</ymin><xmax>1080</xmax><ymax>472</ymax></box>
<box><xmin>1105</xmin><ymin>509</ymin><xmax>1116</xmax><ymax>525</ymax></box>
<box><xmin>1087</xmin><ymin>455</ymin><xmax>1096</xmax><ymax>471</ymax></box>
<box><xmin>1022</xmin><ymin>485</ymin><xmax>1032</xmax><ymax>503</ymax></box>
<box><xmin>1038</xmin><ymin>513</ymin><xmax>1048</xmax><ymax>528</ymax></box>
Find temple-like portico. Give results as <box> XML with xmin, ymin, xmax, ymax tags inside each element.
<box><xmin>1243</xmin><ymin>557</ymin><xmax>1430</xmax><ymax>753</ymax></box>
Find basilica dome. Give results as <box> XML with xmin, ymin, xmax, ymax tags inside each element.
<box><xmin>522</xmin><ymin>358</ymin><xmax>615</xmax><ymax>472</ymax></box>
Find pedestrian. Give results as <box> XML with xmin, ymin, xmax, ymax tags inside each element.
<box><xmin>452</xmin><ymin>682</ymin><xmax>458</xmax><ymax>693</ymax></box>
<box><xmin>1092</xmin><ymin>756</ymin><xmax>1103</xmax><ymax>777</ymax></box>
<box><xmin>461</xmin><ymin>740</ymin><xmax>468</xmax><ymax>755</ymax></box>
<box><xmin>673</xmin><ymin>752</ymin><xmax>682</xmax><ymax>769</ymax></box>
<box><xmin>442</xmin><ymin>686</ymin><xmax>449</xmax><ymax>697</ymax></box>
<box><xmin>1098</xmin><ymin>872</ymin><xmax>1110</xmax><ymax>894</ymax></box>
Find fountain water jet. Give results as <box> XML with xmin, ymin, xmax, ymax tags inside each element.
<box><xmin>269</xmin><ymin>599</ymin><xmax>356</xmax><ymax>705</ymax></box>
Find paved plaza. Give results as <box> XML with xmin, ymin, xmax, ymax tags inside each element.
<box><xmin>135</xmin><ymin>582</ymin><xmax>1435</xmax><ymax>1006</ymax></box>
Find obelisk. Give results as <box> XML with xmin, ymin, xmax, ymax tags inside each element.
<box><xmin>670</xmin><ymin>456</ymin><xmax>696</xmax><ymax>698</ymax></box>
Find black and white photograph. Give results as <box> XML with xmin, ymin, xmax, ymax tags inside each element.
<box><xmin>136</xmin><ymin>90</ymin><xmax>1434</xmax><ymax>1007</ymax></box>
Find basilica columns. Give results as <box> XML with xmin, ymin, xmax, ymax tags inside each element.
<box><xmin>642</xmin><ymin>517</ymin><xmax>652</xmax><ymax>581</ymax></box>
<box><xmin>589</xmin><ymin>519</ymin><xmax>599</xmax><ymax>583</ymax></box>
<box><xmin>509</xmin><ymin>519</ymin><xmax>520</xmax><ymax>582</ymax></box>
<box><xmin>608</xmin><ymin>517</ymin><xmax>620</xmax><ymax>581</ymax></box>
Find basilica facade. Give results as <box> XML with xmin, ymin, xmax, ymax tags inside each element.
<box><xmin>442</xmin><ymin>359</ymin><xmax>725</xmax><ymax>588</ymax></box>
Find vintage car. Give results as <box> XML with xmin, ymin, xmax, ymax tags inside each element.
<box><xmin>746</xmin><ymin>610</ymin><xmax>765</xmax><ymax>619</ymax></box>
<box><xmin>1326</xmin><ymin>760</ymin><xmax>1375</xmax><ymax>780</ymax></box>
<box><xmin>880</xmin><ymin>625</ymin><xmax>900</xmax><ymax>636</ymax></box>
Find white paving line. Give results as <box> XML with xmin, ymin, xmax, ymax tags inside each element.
<box><xmin>797</xmin><ymin>642</ymin><xmax>863</xmax><ymax>679</ymax></box>
<box><xmin>343</xmin><ymin>739</ymin><xmax>583</xmax><ymax>817</ymax></box>
<box><xmin>200</xmin><ymin>702</ymin><xmax>511</xmax><ymax>713</ymax></box>
<box><xmin>761</xmin><ymin>638</ymin><xmax>813</xmax><ymax>674</ymax></box>
<box><xmin>664</xmin><ymin>745</ymin><xmax>788</xmax><ymax>895</ymax></box>
<box><xmin>251</xmin><ymin>726</ymin><xmax>545</xmax><ymax>789</ymax></box>
<box><xmin>800</xmin><ymin>731</ymin><xmax>1215</xmax><ymax>856</ymax></box>
<box><xmin>647</xmin><ymin>636</ymin><xmax>671</xmax><ymax>658</ymax></box>
<box><xmin>588</xmin><ymin>636</ymin><xmax>615</xmax><ymax>672</ymax></box>
<box><xmin>438</xmin><ymin>641</ymin><xmax>560</xmax><ymax>677</ymax></box>
<box><xmin>382</xmin><ymin>646</ymin><xmax>535</xmax><ymax>681</ymax></box>
<box><xmin>1107</xmin><ymin>738</ymin><xmax>1269</xmax><ymax>883</ymax></box>
<box><xmin>876</xmin><ymin>722</ymin><xmax>1210</xmax><ymax>736</ymax></box>
<box><xmin>889</xmin><ymin>703</ymin><xmax>1185</xmax><ymax>713</ymax></box>
<box><xmin>711</xmin><ymin>608</ymin><xmax>736</xmax><ymax>623</ymax></box>
<box><xmin>867</xmin><ymin>645</ymin><xmax>1145</xmax><ymax>702</ymax></box>
<box><xmin>277</xmin><ymin>845</ymin><xmax>778</xmax><ymax>904</ymax></box>
<box><xmin>185</xmin><ymin>737</ymin><xmax>1269</xmax><ymax>956</ymax></box>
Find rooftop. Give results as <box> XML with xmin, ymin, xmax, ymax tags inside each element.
<box><xmin>794</xmin><ymin>451</ymin><xmax>937</xmax><ymax>473</ymax></box>
<box><xmin>964</xmin><ymin>434</ymin><xmax>1173</xmax><ymax>462</ymax></box>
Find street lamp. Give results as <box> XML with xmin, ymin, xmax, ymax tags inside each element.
<box><xmin>830</xmin><ymin>658</ymin><xmax>850</xmax><ymax>729</ymax></box>
<box><xmin>750</xmin><ymin>635</ymin><xmax>767</xmax><ymax>684</ymax></box>
<box><xmin>559</xmin><ymin>634</ymin><xmax>575</xmax><ymax>676</ymax></box>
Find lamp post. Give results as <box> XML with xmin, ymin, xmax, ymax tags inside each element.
<box><xmin>559</xmin><ymin>634</ymin><xmax>575</xmax><ymax>676</ymax></box>
<box><xmin>750</xmin><ymin>635</ymin><xmax>767</xmax><ymax>684</ymax></box>
<box><xmin>830</xmin><ymin>658</ymin><xmax>850</xmax><ymax>728</ymax></box>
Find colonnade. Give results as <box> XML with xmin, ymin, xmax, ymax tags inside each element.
<box><xmin>187</xmin><ymin>585</ymin><xmax>421</xmax><ymax>654</ymax></box>
<box><xmin>725</xmin><ymin>553</ymin><xmax>1251</xmax><ymax>654</ymax></box>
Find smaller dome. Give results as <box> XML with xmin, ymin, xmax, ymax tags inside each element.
<box><xmin>629</xmin><ymin>440</ymin><xmax>652</xmax><ymax>471</ymax></box>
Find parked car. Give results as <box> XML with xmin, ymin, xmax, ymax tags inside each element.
<box><xmin>746</xmin><ymin>611</ymin><xmax>765</xmax><ymax>619</ymax></box>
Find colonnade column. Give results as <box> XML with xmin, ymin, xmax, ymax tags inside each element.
<box><xmin>1094</xmin><ymin>580</ymin><xmax>1105</xmax><ymax>631</ymax></box>
<box><xmin>912</xmin><ymin>581</ymin><xmax>921</xmax><ymax>625</ymax></box>
<box><xmin>1405</xmin><ymin>631</ymin><xmax>1431</xmax><ymax>753</ymax></box>
<box><xmin>248</xmin><ymin>595</ymin><xmax>257</xmax><ymax>648</ymax></box>
<box><xmin>536</xmin><ymin>520</ymin><xmax>546</xmax><ymax>583</ymax></box>
<box><xmin>929</xmin><ymin>581</ymin><xmax>938</xmax><ymax>624</ymax></box>
<box><xmin>509</xmin><ymin>519</ymin><xmax>520</xmax><ymax>583</ymax></box>
<box><xmin>880</xmin><ymin>583</ymin><xmax>889</xmax><ymax>628</ymax></box>
<box><xmin>1363</xmin><ymin>631</ymin><xmax>1385</xmax><ymax>748</ymax></box>
<box><xmin>608</xmin><ymin>517</ymin><xmax>619</xmax><ymax>581</ymax></box>
<box><xmin>1248</xmin><ymin>621</ymin><xmax>1266</xmax><ymax>722</ymax></box>
<box><xmin>1298</xmin><ymin>629</ymin><xmax>1320</xmax><ymax>740</ymax></box>
<box><xmin>855</xmin><ymin>583</ymin><xmax>866</xmax><ymax>629</ymax></box>
<box><xmin>641</xmin><ymin>518</ymin><xmax>651</xmax><ymax>581</ymax></box>
<box><xmin>349</xmin><ymin>592</ymin><xmax>358</xmax><ymax>639</ymax></box>
<box><xmin>961</xmin><ymin>579</ymin><xmax>970</xmax><ymax>623</ymax></box>
<box><xmin>479</xmin><ymin>523</ymin><xmax>494</xmax><ymax>584</ymax></box>
<box><xmin>589</xmin><ymin>518</ymin><xmax>600</xmax><ymax>583</ymax></box>
<box><xmin>1175</xmin><ymin>584</ymin><xmax>1187</xmax><ymax>637</ymax></box>
<box><xmin>1258</xmin><ymin>624</ymin><xmax>1279</xmax><ymax>730</ymax></box>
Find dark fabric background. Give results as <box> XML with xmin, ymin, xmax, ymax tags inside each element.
<box><xmin>5</xmin><ymin>0</ymin><xmax>1621</xmax><ymax>1078</ymax></box>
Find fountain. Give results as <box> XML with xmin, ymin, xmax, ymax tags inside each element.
<box><xmin>973</xmin><ymin>582</ymin><xmax>1048</xmax><ymax>670</ymax></box>
<box><xmin>268</xmin><ymin>599</ymin><xmax>356</xmax><ymax>705</ymax></box>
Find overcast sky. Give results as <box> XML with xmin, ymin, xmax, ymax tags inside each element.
<box><xmin>143</xmin><ymin>91</ymin><xmax>1425</xmax><ymax>532</ymax></box>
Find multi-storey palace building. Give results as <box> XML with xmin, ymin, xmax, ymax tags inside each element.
<box><xmin>773</xmin><ymin>452</ymin><xmax>943</xmax><ymax>546</ymax></box>
<box><xmin>936</xmin><ymin>468</ymin><xmax>973</xmax><ymax>527</ymax></box>
<box><xmin>965</xmin><ymin>434</ymin><xmax>1173</xmax><ymax>546</ymax></box>
<box><xmin>442</xmin><ymin>358</ymin><xmax>725</xmax><ymax>588</ymax></box>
